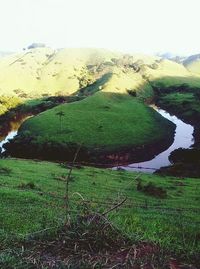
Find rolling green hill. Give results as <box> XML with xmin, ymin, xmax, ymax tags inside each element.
<box><xmin>16</xmin><ymin>92</ymin><xmax>174</xmax><ymax>153</ymax></box>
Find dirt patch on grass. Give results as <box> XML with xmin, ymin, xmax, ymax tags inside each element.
<box><xmin>24</xmin><ymin>221</ymin><xmax>160</xmax><ymax>268</ymax></box>
<box><xmin>18</xmin><ymin>214</ymin><xmax>197</xmax><ymax>269</ymax></box>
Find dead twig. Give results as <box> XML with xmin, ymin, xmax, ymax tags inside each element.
<box><xmin>102</xmin><ymin>197</ymin><xmax>127</xmax><ymax>216</ymax></box>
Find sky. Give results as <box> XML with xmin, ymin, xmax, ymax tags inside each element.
<box><xmin>0</xmin><ymin>0</ymin><xmax>199</xmax><ymax>55</ymax></box>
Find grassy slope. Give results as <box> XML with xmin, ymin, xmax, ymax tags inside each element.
<box><xmin>145</xmin><ymin>59</ymin><xmax>200</xmax><ymax>88</ymax></box>
<box><xmin>19</xmin><ymin>92</ymin><xmax>173</xmax><ymax>151</ymax></box>
<box><xmin>0</xmin><ymin>158</ymin><xmax>199</xmax><ymax>258</ymax></box>
<box><xmin>100</xmin><ymin>67</ymin><xmax>154</xmax><ymax>99</ymax></box>
<box><xmin>0</xmin><ymin>48</ymin><xmax>120</xmax><ymax>97</ymax></box>
<box><xmin>0</xmin><ymin>48</ymin><xmax>200</xmax><ymax>98</ymax></box>
<box><xmin>158</xmin><ymin>92</ymin><xmax>200</xmax><ymax>115</ymax></box>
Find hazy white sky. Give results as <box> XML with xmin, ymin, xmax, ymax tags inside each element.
<box><xmin>0</xmin><ymin>0</ymin><xmax>199</xmax><ymax>55</ymax></box>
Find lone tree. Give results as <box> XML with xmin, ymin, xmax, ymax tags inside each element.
<box><xmin>56</xmin><ymin>111</ymin><xmax>65</xmax><ymax>133</ymax></box>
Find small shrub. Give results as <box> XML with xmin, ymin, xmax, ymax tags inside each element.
<box><xmin>18</xmin><ymin>182</ymin><xmax>36</xmax><ymax>190</ymax></box>
<box><xmin>137</xmin><ymin>181</ymin><xmax>167</xmax><ymax>198</ymax></box>
<box><xmin>102</xmin><ymin>105</ymin><xmax>111</xmax><ymax>109</ymax></box>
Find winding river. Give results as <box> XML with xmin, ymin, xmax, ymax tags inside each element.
<box><xmin>0</xmin><ymin>107</ymin><xmax>194</xmax><ymax>172</ymax></box>
<box><xmin>116</xmin><ymin>106</ymin><xmax>194</xmax><ymax>173</ymax></box>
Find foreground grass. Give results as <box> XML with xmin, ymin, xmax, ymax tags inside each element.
<box><xmin>0</xmin><ymin>158</ymin><xmax>199</xmax><ymax>263</ymax></box>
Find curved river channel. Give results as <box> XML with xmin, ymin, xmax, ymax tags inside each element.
<box><xmin>116</xmin><ymin>106</ymin><xmax>194</xmax><ymax>173</ymax></box>
<box><xmin>0</xmin><ymin>107</ymin><xmax>194</xmax><ymax>173</ymax></box>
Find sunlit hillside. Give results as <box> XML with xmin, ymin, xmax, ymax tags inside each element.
<box><xmin>0</xmin><ymin>48</ymin><xmax>120</xmax><ymax>97</ymax></box>
<box><xmin>0</xmin><ymin>48</ymin><xmax>200</xmax><ymax>100</ymax></box>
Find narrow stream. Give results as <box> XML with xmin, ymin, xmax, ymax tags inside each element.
<box><xmin>116</xmin><ymin>107</ymin><xmax>194</xmax><ymax>173</ymax></box>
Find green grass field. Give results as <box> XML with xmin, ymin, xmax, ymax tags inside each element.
<box><xmin>18</xmin><ymin>92</ymin><xmax>174</xmax><ymax>152</ymax></box>
<box><xmin>157</xmin><ymin>91</ymin><xmax>200</xmax><ymax>123</ymax></box>
<box><xmin>0</xmin><ymin>158</ymin><xmax>199</xmax><ymax>262</ymax></box>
